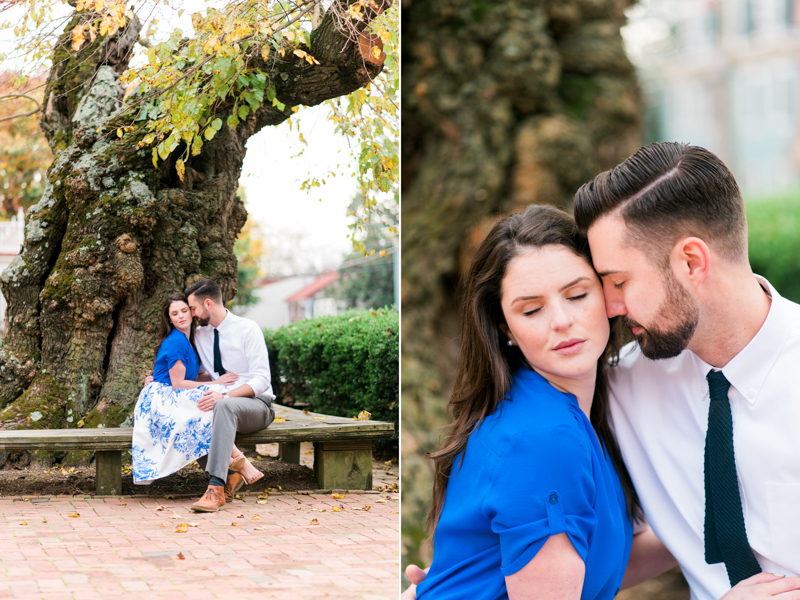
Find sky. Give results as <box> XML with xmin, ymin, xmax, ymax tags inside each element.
<box><xmin>0</xmin><ymin>0</ymin><xmax>361</xmax><ymax>273</ymax></box>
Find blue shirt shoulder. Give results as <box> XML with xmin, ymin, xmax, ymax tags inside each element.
<box><xmin>152</xmin><ymin>329</ymin><xmax>199</xmax><ymax>385</ymax></box>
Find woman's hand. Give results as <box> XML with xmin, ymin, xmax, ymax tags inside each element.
<box><xmin>213</xmin><ymin>373</ymin><xmax>239</xmax><ymax>386</ymax></box>
<box><xmin>143</xmin><ymin>371</ymin><xmax>153</xmax><ymax>385</ymax></box>
<box><xmin>720</xmin><ymin>573</ymin><xmax>800</xmax><ymax>599</ymax></box>
<box><xmin>401</xmin><ymin>565</ymin><xmax>428</xmax><ymax>600</ymax></box>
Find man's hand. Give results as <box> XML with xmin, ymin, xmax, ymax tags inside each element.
<box><xmin>198</xmin><ymin>390</ymin><xmax>223</xmax><ymax>412</ymax></box>
<box><xmin>401</xmin><ymin>565</ymin><xmax>429</xmax><ymax>600</ymax></box>
<box><xmin>721</xmin><ymin>573</ymin><xmax>800</xmax><ymax>599</ymax></box>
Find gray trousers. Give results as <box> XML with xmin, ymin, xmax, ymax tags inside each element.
<box><xmin>196</xmin><ymin>395</ymin><xmax>275</xmax><ymax>481</ymax></box>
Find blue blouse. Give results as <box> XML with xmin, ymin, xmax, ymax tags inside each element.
<box><xmin>417</xmin><ymin>367</ymin><xmax>633</xmax><ymax>600</ymax></box>
<box><xmin>152</xmin><ymin>328</ymin><xmax>200</xmax><ymax>385</ymax></box>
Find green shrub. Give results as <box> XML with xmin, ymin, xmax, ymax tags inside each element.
<box><xmin>264</xmin><ymin>307</ymin><xmax>399</xmax><ymax>454</ymax></box>
<box><xmin>746</xmin><ymin>191</ymin><xmax>800</xmax><ymax>304</ymax></box>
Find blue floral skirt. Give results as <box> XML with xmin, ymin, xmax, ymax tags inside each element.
<box><xmin>132</xmin><ymin>382</ymin><xmax>228</xmax><ymax>484</ymax></box>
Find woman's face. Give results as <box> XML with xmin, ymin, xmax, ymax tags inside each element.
<box><xmin>168</xmin><ymin>300</ymin><xmax>192</xmax><ymax>331</ymax></box>
<box><xmin>500</xmin><ymin>245</ymin><xmax>609</xmax><ymax>387</ymax></box>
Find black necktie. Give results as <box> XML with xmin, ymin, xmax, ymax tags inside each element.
<box><xmin>213</xmin><ymin>328</ymin><xmax>226</xmax><ymax>375</ymax></box>
<box><xmin>704</xmin><ymin>369</ymin><xmax>761</xmax><ymax>586</ymax></box>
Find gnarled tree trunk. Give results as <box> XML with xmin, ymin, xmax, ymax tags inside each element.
<box><xmin>0</xmin><ymin>2</ymin><xmax>387</xmax><ymax>466</ymax></box>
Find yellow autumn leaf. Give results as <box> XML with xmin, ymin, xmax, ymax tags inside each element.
<box><xmin>176</xmin><ymin>552</ymin><xmax>185</xmax><ymax>560</ymax></box>
<box><xmin>71</xmin><ymin>26</ymin><xmax>86</xmax><ymax>52</ymax></box>
<box><xmin>332</xmin><ymin>507</ymin><xmax>341</xmax><ymax>512</ymax></box>
<box><xmin>391</xmin><ymin>511</ymin><xmax>399</xmax><ymax>514</ymax></box>
<box><xmin>371</xmin><ymin>46</ymin><xmax>381</xmax><ymax>59</ymax></box>
<box><xmin>332</xmin><ymin>493</ymin><xmax>345</xmax><ymax>499</ymax></box>
<box><xmin>231</xmin><ymin>522</ymin><xmax>239</xmax><ymax>526</ymax></box>
<box><xmin>303</xmin><ymin>410</ymin><xmax>311</xmax><ymax>415</ymax></box>
<box><xmin>356</xmin><ymin>410</ymin><xmax>372</xmax><ymax>421</ymax></box>
<box><xmin>77</xmin><ymin>419</ymin><xmax>85</xmax><ymax>428</ymax></box>
<box><xmin>277</xmin><ymin>409</ymin><xmax>289</xmax><ymax>413</ymax></box>
<box><xmin>312</xmin><ymin>416</ymin><xmax>327</xmax><ymax>420</ymax></box>
<box><xmin>252</xmin><ymin>515</ymin><xmax>261</xmax><ymax>520</ymax></box>
<box><xmin>20</xmin><ymin>521</ymin><xmax>27</xmax><ymax>525</ymax></box>
<box><xmin>261</xmin><ymin>45</ymin><xmax>270</xmax><ymax>61</ymax></box>
<box><xmin>116</xmin><ymin>128</ymin><xmax>123</xmax><ymax>139</ymax></box>
<box><xmin>175</xmin><ymin>523</ymin><xmax>188</xmax><ymax>533</ymax></box>
<box><xmin>257</xmin><ymin>499</ymin><xmax>268</xmax><ymax>504</ymax></box>
<box><xmin>68</xmin><ymin>513</ymin><xmax>80</xmax><ymax>518</ymax></box>
<box><xmin>310</xmin><ymin>519</ymin><xmax>319</xmax><ymax>525</ymax></box>
<box><xmin>169</xmin><ymin>513</ymin><xmax>181</xmax><ymax>519</ymax></box>
<box><xmin>176</xmin><ymin>158</ymin><xmax>185</xmax><ymax>182</ymax></box>
<box><xmin>254</xmin><ymin>526</ymin><xmax>264</xmax><ymax>531</ymax></box>
<box><xmin>273</xmin><ymin>417</ymin><xmax>286</xmax><ymax>423</ymax></box>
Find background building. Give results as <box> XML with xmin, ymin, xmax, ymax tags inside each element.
<box><xmin>628</xmin><ymin>0</ymin><xmax>800</xmax><ymax>196</ymax></box>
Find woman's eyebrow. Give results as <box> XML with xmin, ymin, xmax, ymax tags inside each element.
<box><xmin>511</xmin><ymin>277</ymin><xmax>591</xmax><ymax>303</ymax></box>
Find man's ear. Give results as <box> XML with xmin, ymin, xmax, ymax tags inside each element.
<box><xmin>671</xmin><ymin>236</ymin><xmax>710</xmax><ymax>288</ymax></box>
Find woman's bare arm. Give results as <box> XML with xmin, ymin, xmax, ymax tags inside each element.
<box><xmin>505</xmin><ymin>533</ymin><xmax>585</xmax><ymax>600</ymax></box>
<box><xmin>168</xmin><ymin>361</ymin><xmax>204</xmax><ymax>389</ymax></box>
<box><xmin>621</xmin><ymin>528</ymin><xmax>678</xmax><ymax>589</ymax></box>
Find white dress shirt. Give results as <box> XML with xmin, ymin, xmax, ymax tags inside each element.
<box><xmin>608</xmin><ymin>276</ymin><xmax>800</xmax><ymax>600</ymax></box>
<box><xmin>194</xmin><ymin>309</ymin><xmax>275</xmax><ymax>400</ymax></box>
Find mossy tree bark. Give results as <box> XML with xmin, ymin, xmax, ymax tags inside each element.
<box><xmin>0</xmin><ymin>2</ymin><xmax>387</xmax><ymax>466</ymax></box>
<box><xmin>401</xmin><ymin>0</ymin><xmax>642</xmax><ymax>570</ymax></box>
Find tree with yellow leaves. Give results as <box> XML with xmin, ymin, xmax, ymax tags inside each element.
<box><xmin>0</xmin><ymin>0</ymin><xmax>395</xmax><ymax>456</ymax></box>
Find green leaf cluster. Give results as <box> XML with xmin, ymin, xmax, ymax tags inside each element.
<box><xmin>264</xmin><ymin>307</ymin><xmax>399</xmax><ymax>454</ymax></box>
<box><xmin>746</xmin><ymin>191</ymin><xmax>800</xmax><ymax>303</ymax></box>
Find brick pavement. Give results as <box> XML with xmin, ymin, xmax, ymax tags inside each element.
<box><xmin>0</xmin><ymin>445</ymin><xmax>400</xmax><ymax>600</ymax></box>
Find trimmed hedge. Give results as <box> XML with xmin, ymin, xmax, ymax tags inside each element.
<box><xmin>264</xmin><ymin>307</ymin><xmax>399</xmax><ymax>454</ymax></box>
<box><xmin>746</xmin><ymin>192</ymin><xmax>800</xmax><ymax>304</ymax></box>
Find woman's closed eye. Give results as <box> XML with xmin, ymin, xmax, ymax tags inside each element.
<box><xmin>567</xmin><ymin>292</ymin><xmax>587</xmax><ymax>301</ymax></box>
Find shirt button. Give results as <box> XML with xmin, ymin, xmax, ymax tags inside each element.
<box><xmin>748</xmin><ymin>390</ymin><xmax>755</xmax><ymax>399</ymax></box>
<box><xmin>549</xmin><ymin>493</ymin><xmax>558</xmax><ymax>504</ymax></box>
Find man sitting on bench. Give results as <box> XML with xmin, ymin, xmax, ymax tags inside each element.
<box><xmin>184</xmin><ymin>279</ymin><xmax>276</xmax><ymax>512</ymax></box>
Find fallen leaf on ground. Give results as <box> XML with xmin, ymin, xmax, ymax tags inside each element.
<box><xmin>376</xmin><ymin>500</ymin><xmax>387</xmax><ymax>504</ymax></box>
<box><xmin>332</xmin><ymin>507</ymin><xmax>341</xmax><ymax>512</ymax></box>
<box><xmin>68</xmin><ymin>513</ymin><xmax>79</xmax><ymax>518</ymax></box>
<box><xmin>20</xmin><ymin>521</ymin><xmax>26</xmax><ymax>525</ymax></box>
<box><xmin>254</xmin><ymin>526</ymin><xmax>264</xmax><ymax>530</ymax></box>
<box><xmin>391</xmin><ymin>511</ymin><xmax>399</xmax><ymax>514</ymax></box>
<box><xmin>383</xmin><ymin>460</ymin><xmax>393</xmax><ymax>467</ymax></box>
<box><xmin>236</xmin><ymin>514</ymin><xmax>244</xmax><ymax>518</ymax></box>
<box><xmin>309</xmin><ymin>519</ymin><xmax>319</xmax><ymax>525</ymax></box>
<box><xmin>175</xmin><ymin>524</ymin><xmax>188</xmax><ymax>533</ymax></box>
<box><xmin>304</xmin><ymin>450</ymin><xmax>312</xmax><ymax>454</ymax></box>
<box><xmin>252</xmin><ymin>515</ymin><xmax>261</xmax><ymax>520</ymax></box>
<box><xmin>312</xmin><ymin>416</ymin><xmax>327</xmax><ymax>420</ymax></box>
<box><xmin>169</xmin><ymin>513</ymin><xmax>181</xmax><ymax>519</ymax></box>
<box><xmin>234</xmin><ymin>494</ymin><xmax>244</xmax><ymax>500</ymax></box>
<box><xmin>155</xmin><ymin>505</ymin><xmax>166</xmax><ymax>511</ymax></box>
<box><xmin>176</xmin><ymin>552</ymin><xmax>185</xmax><ymax>560</ymax></box>
<box><xmin>119</xmin><ymin>503</ymin><xmax>127</xmax><ymax>507</ymax></box>
<box><xmin>273</xmin><ymin>417</ymin><xmax>286</xmax><ymax>424</ymax></box>
<box><xmin>160</xmin><ymin>523</ymin><xmax>167</xmax><ymax>527</ymax></box>
<box><xmin>277</xmin><ymin>409</ymin><xmax>289</xmax><ymax>413</ymax></box>
<box><xmin>188</xmin><ymin>523</ymin><xmax>198</xmax><ymax>527</ymax></box>
<box><xmin>277</xmin><ymin>485</ymin><xmax>282</xmax><ymax>490</ymax></box>
<box><xmin>356</xmin><ymin>410</ymin><xmax>372</xmax><ymax>421</ymax></box>
<box><xmin>231</xmin><ymin>522</ymin><xmax>239</xmax><ymax>526</ymax></box>
<box><xmin>332</xmin><ymin>493</ymin><xmax>345</xmax><ymax>499</ymax></box>
<box><xmin>303</xmin><ymin>410</ymin><xmax>311</xmax><ymax>415</ymax></box>
<box><xmin>356</xmin><ymin>506</ymin><xmax>371</xmax><ymax>511</ymax></box>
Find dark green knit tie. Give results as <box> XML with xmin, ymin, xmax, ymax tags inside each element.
<box><xmin>704</xmin><ymin>370</ymin><xmax>761</xmax><ymax>586</ymax></box>
<box><xmin>213</xmin><ymin>328</ymin><xmax>226</xmax><ymax>375</ymax></box>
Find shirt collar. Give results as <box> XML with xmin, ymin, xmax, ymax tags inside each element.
<box><xmin>695</xmin><ymin>275</ymin><xmax>788</xmax><ymax>406</ymax></box>
<box><xmin>214</xmin><ymin>309</ymin><xmax>232</xmax><ymax>332</ymax></box>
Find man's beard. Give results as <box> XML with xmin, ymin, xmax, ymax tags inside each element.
<box><xmin>626</xmin><ymin>271</ymin><xmax>699</xmax><ymax>360</ymax></box>
<box><xmin>196</xmin><ymin>315</ymin><xmax>210</xmax><ymax>327</ymax></box>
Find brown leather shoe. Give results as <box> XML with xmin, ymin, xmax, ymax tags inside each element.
<box><xmin>191</xmin><ymin>485</ymin><xmax>225</xmax><ymax>512</ymax></box>
<box><xmin>224</xmin><ymin>471</ymin><xmax>245</xmax><ymax>502</ymax></box>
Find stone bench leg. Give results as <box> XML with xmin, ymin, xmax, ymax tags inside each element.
<box><xmin>313</xmin><ymin>441</ymin><xmax>372</xmax><ymax>490</ymax></box>
<box><xmin>96</xmin><ymin>450</ymin><xmax>122</xmax><ymax>496</ymax></box>
<box><xmin>279</xmin><ymin>442</ymin><xmax>301</xmax><ymax>464</ymax></box>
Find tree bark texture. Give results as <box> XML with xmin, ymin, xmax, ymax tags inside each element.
<box><xmin>401</xmin><ymin>0</ymin><xmax>643</xmax><ymax>570</ymax></box>
<box><xmin>0</xmin><ymin>2</ymin><xmax>386</xmax><ymax>466</ymax></box>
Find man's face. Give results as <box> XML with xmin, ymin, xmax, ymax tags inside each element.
<box><xmin>587</xmin><ymin>214</ymin><xmax>699</xmax><ymax>360</ymax></box>
<box><xmin>187</xmin><ymin>293</ymin><xmax>211</xmax><ymax>326</ymax></box>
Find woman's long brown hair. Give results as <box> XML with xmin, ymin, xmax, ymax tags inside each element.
<box><xmin>425</xmin><ymin>205</ymin><xmax>642</xmax><ymax>537</ymax></box>
<box><xmin>153</xmin><ymin>293</ymin><xmax>198</xmax><ymax>367</ymax></box>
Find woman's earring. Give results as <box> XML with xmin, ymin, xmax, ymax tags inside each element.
<box><xmin>507</xmin><ymin>340</ymin><xmax>514</xmax><ymax>347</ymax></box>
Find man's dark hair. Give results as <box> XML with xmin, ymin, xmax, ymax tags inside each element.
<box><xmin>184</xmin><ymin>279</ymin><xmax>223</xmax><ymax>305</ymax></box>
<box><xmin>573</xmin><ymin>142</ymin><xmax>748</xmax><ymax>266</ymax></box>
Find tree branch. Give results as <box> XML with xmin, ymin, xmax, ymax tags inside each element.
<box><xmin>0</xmin><ymin>94</ymin><xmax>42</xmax><ymax>123</ymax></box>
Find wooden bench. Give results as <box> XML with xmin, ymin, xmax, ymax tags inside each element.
<box><xmin>0</xmin><ymin>404</ymin><xmax>394</xmax><ymax>495</ymax></box>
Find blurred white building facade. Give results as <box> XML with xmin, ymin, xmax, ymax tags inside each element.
<box><xmin>630</xmin><ymin>0</ymin><xmax>800</xmax><ymax>195</ymax></box>
<box><xmin>0</xmin><ymin>210</ymin><xmax>25</xmax><ymax>331</ymax></box>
